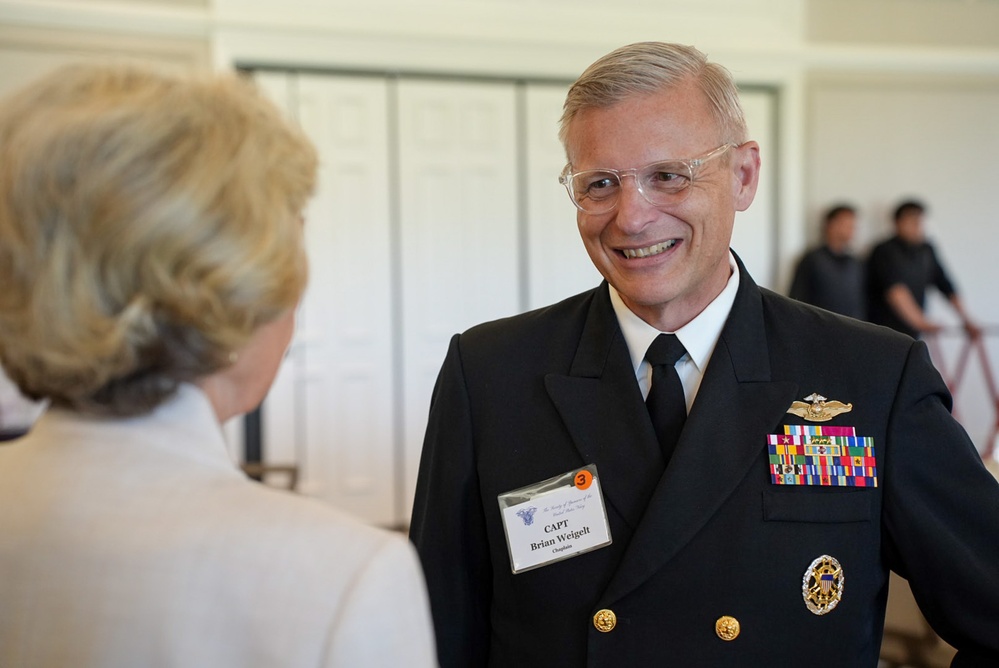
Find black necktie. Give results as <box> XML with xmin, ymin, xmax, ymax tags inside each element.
<box><xmin>645</xmin><ymin>333</ymin><xmax>688</xmax><ymax>466</ymax></box>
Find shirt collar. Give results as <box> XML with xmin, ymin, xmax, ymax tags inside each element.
<box><xmin>610</xmin><ymin>252</ymin><xmax>740</xmax><ymax>374</ymax></box>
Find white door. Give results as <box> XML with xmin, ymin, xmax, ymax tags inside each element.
<box><xmin>396</xmin><ymin>79</ymin><xmax>521</xmax><ymax>521</ymax></box>
<box><xmin>257</xmin><ymin>72</ymin><xmax>397</xmax><ymax>526</ymax></box>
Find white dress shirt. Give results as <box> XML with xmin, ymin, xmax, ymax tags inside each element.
<box><xmin>609</xmin><ymin>252</ymin><xmax>740</xmax><ymax>410</ymax></box>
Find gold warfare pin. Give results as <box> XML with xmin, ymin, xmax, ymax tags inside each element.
<box><xmin>802</xmin><ymin>555</ymin><xmax>844</xmax><ymax>615</ymax></box>
<box><xmin>787</xmin><ymin>393</ymin><xmax>852</xmax><ymax>423</ymax></box>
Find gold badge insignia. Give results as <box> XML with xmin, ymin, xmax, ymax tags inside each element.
<box><xmin>802</xmin><ymin>555</ymin><xmax>844</xmax><ymax>615</ymax></box>
<box><xmin>787</xmin><ymin>393</ymin><xmax>853</xmax><ymax>422</ymax></box>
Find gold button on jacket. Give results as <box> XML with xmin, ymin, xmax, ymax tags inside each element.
<box><xmin>593</xmin><ymin>609</ymin><xmax>616</xmax><ymax>633</ymax></box>
<box><xmin>715</xmin><ymin>615</ymin><xmax>740</xmax><ymax>641</ymax></box>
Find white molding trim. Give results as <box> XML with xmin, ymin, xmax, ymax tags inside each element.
<box><xmin>1</xmin><ymin>0</ymin><xmax>997</xmax><ymax>77</ymax></box>
<box><xmin>0</xmin><ymin>0</ymin><xmax>209</xmax><ymax>39</ymax></box>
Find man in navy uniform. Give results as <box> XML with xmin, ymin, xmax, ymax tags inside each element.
<box><xmin>410</xmin><ymin>42</ymin><xmax>999</xmax><ymax>667</ymax></box>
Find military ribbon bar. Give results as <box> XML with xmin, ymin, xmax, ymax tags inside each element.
<box><xmin>767</xmin><ymin>426</ymin><xmax>877</xmax><ymax>487</ymax></box>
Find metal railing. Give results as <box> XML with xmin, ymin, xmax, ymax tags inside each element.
<box><xmin>924</xmin><ymin>326</ymin><xmax>999</xmax><ymax>460</ymax></box>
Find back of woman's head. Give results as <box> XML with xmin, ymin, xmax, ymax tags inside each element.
<box><xmin>0</xmin><ymin>63</ymin><xmax>318</xmax><ymax>416</ymax></box>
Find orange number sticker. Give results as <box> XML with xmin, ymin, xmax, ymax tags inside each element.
<box><xmin>574</xmin><ymin>469</ymin><xmax>593</xmax><ymax>490</ymax></box>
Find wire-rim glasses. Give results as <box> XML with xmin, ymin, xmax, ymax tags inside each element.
<box><xmin>559</xmin><ymin>143</ymin><xmax>737</xmax><ymax>215</ymax></box>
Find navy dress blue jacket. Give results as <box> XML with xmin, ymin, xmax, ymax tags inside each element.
<box><xmin>411</xmin><ymin>254</ymin><xmax>999</xmax><ymax>667</ymax></box>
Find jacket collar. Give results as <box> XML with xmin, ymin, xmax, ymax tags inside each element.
<box><xmin>26</xmin><ymin>383</ymin><xmax>237</xmax><ymax>474</ymax></box>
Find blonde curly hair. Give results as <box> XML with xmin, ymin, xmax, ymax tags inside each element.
<box><xmin>0</xmin><ymin>63</ymin><xmax>317</xmax><ymax>416</ymax></box>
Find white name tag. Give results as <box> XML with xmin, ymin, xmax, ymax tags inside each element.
<box><xmin>497</xmin><ymin>465</ymin><xmax>612</xmax><ymax>574</ymax></box>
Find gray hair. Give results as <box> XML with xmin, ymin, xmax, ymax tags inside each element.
<box><xmin>559</xmin><ymin>42</ymin><xmax>748</xmax><ymax>149</ymax></box>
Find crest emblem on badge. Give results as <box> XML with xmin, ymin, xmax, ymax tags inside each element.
<box><xmin>787</xmin><ymin>393</ymin><xmax>853</xmax><ymax>423</ymax></box>
<box><xmin>802</xmin><ymin>554</ymin><xmax>844</xmax><ymax>615</ymax></box>
<box><xmin>516</xmin><ymin>506</ymin><xmax>538</xmax><ymax>526</ymax></box>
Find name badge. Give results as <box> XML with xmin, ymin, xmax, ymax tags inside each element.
<box><xmin>497</xmin><ymin>465</ymin><xmax>612</xmax><ymax>574</ymax></box>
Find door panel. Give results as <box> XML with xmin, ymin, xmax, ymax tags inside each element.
<box><xmin>396</xmin><ymin>79</ymin><xmax>521</xmax><ymax>521</ymax></box>
<box><xmin>258</xmin><ymin>72</ymin><xmax>396</xmax><ymax>525</ymax></box>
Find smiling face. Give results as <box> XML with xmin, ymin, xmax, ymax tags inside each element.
<box><xmin>564</xmin><ymin>80</ymin><xmax>760</xmax><ymax>331</ymax></box>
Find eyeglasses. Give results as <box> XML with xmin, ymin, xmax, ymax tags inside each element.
<box><xmin>559</xmin><ymin>143</ymin><xmax>737</xmax><ymax>215</ymax></box>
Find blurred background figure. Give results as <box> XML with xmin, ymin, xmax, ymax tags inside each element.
<box><xmin>0</xmin><ymin>63</ymin><xmax>436</xmax><ymax>667</ymax></box>
<box><xmin>866</xmin><ymin>199</ymin><xmax>980</xmax><ymax>340</ymax></box>
<box><xmin>788</xmin><ymin>203</ymin><xmax>865</xmax><ymax>319</ymax></box>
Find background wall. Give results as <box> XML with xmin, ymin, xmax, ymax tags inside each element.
<box><xmin>808</xmin><ymin>72</ymin><xmax>999</xmax><ymax>450</ymax></box>
<box><xmin>1</xmin><ymin>0</ymin><xmax>997</xmax><ymax>527</ymax></box>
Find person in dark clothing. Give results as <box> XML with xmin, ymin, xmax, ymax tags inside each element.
<box><xmin>410</xmin><ymin>44</ymin><xmax>999</xmax><ymax>668</ymax></box>
<box><xmin>789</xmin><ymin>204</ymin><xmax>864</xmax><ymax>319</ymax></box>
<box><xmin>866</xmin><ymin>199</ymin><xmax>979</xmax><ymax>339</ymax></box>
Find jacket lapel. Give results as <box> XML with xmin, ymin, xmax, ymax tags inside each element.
<box><xmin>545</xmin><ymin>284</ymin><xmax>666</xmax><ymax>531</ymax></box>
<box><xmin>599</xmin><ymin>260</ymin><xmax>799</xmax><ymax>605</ymax></box>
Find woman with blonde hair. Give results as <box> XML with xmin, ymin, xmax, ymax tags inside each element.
<box><xmin>0</xmin><ymin>63</ymin><xmax>436</xmax><ymax>667</ymax></box>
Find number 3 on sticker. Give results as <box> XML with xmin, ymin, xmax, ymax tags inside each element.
<box><xmin>574</xmin><ymin>469</ymin><xmax>593</xmax><ymax>490</ymax></box>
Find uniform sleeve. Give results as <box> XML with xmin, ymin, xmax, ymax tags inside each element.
<box><xmin>881</xmin><ymin>340</ymin><xmax>999</xmax><ymax>665</ymax></box>
<box><xmin>320</xmin><ymin>535</ymin><xmax>438</xmax><ymax>668</ymax></box>
<box><xmin>409</xmin><ymin>334</ymin><xmax>492</xmax><ymax>668</ymax></box>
